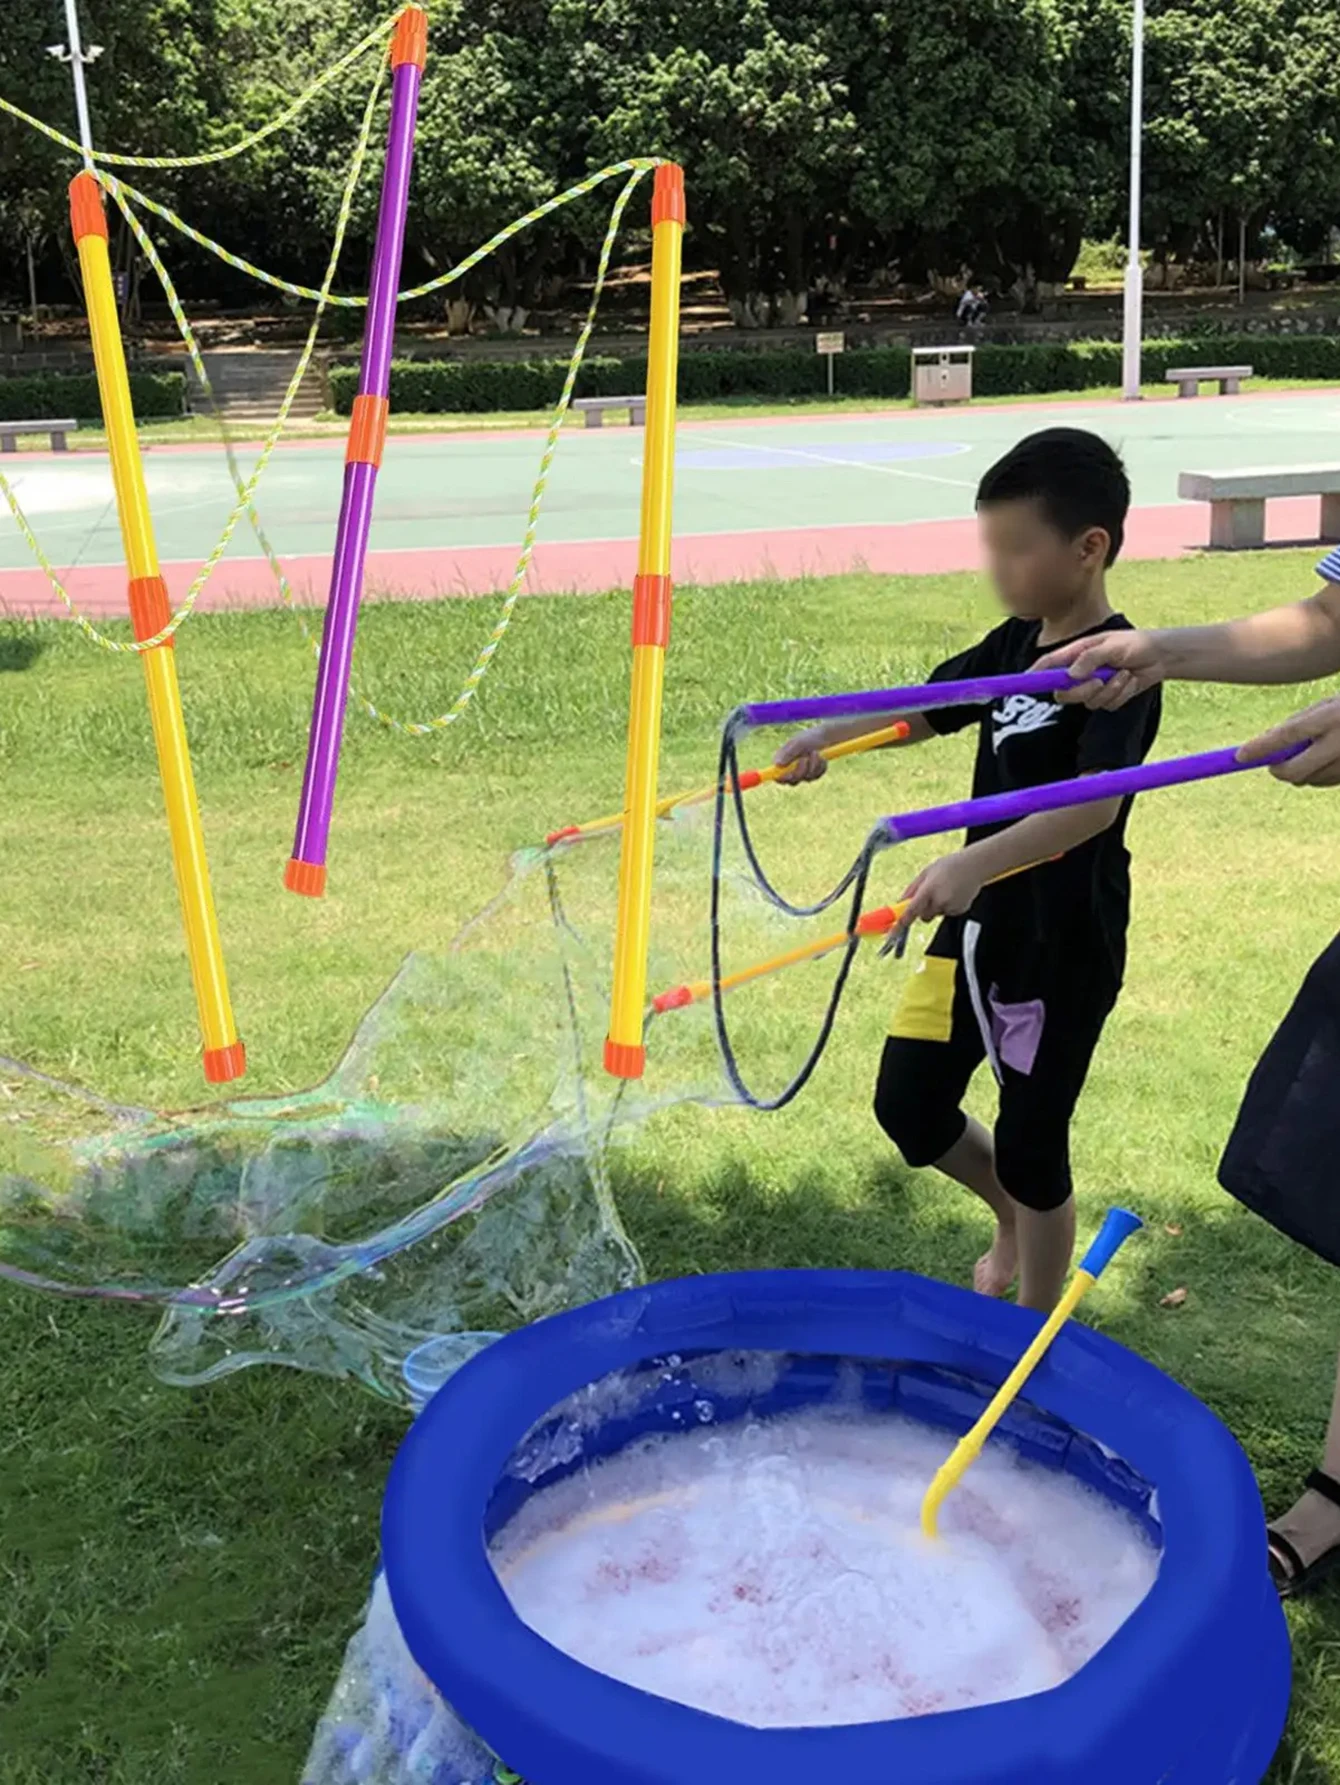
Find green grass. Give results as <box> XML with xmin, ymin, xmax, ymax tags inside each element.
<box><xmin>3</xmin><ymin>553</ymin><xmax>1340</xmax><ymax>1781</ymax></box>
<box><xmin>5</xmin><ymin>374</ymin><xmax>1335</xmax><ymax>454</ymax></box>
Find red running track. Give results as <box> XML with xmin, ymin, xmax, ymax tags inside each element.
<box><xmin>0</xmin><ymin>496</ymin><xmax>1331</xmax><ymax>622</ymax></box>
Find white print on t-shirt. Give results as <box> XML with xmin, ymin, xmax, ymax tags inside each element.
<box><xmin>992</xmin><ymin>692</ymin><xmax>1062</xmax><ymax>751</ymax></box>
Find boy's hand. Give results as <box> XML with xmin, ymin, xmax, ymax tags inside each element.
<box><xmin>1239</xmin><ymin>695</ymin><xmax>1340</xmax><ymax>785</ymax></box>
<box><xmin>896</xmin><ymin>851</ymin><xmax>984</xmax><ymax>934</ymax></box>
<box><xmin>774</xmin><ymin>727</ymin><xmax>831</xmax><ymax>784</ymax></box>
<box><xmin>1035</xmin><ymin>629</ymin><xmax>1167</xmax><ymax>709</ymax></box>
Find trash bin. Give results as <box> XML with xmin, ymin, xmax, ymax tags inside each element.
<box><xmin>912</xmin><ymin>345</ymin><xmax>975</xmax><ymax>406</ymax></box>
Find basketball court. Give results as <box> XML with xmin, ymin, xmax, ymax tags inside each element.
<box><xmin>3</xmin><ymin>386</ymin><xmax>1338</xmax><ymax>619</ymax></box>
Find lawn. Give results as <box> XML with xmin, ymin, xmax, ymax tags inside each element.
<box><xmin>2</xmin><ymin>552</ymin><xmax>1339</xmax><ymax>1782</ymax></box>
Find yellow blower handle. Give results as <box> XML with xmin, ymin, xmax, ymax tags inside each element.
<box><xmin>919</xmin><ymin>1208</ymin><xmax>1143</xmax><ymax>1540</ymax></box>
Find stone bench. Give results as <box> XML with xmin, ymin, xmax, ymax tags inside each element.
<box><xmin>1178</xmin><ymin>464</ymin><xmax>1340</xmax><ymax>550</ymax></box>
<box><xmin>1165</xmin><ymin>365</ymin><xmax>1253</xmax><ymax>399</ymax></box>
<box><xmin>0</xmin><ymin>417</ymin><xmax>78</xmax><ymax>452</ymax></box>
<box><xmin>573</xmin><ymin>395</ymin><xmax>646</xmax><ymax>429</ymax></box>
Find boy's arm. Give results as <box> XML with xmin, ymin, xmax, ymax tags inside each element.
<box><xmin>774</xmin><ymin>711</ymin><xmax>934</xmax><ymax>783</ymax></box>
<box><xmin>895</xmin><ymin>793</ymin><xmax>1120</xmax><ymax>931</ymax></box>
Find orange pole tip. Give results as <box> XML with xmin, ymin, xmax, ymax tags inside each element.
<box><xmin>126</xmin><ymin>575</ymin><xmax>172</xmax><ymax>646</ymax></box>
<box><xmin>604</xmin><ymin>1036</ymin><xmax>646</xmax><ymax>1079</ymax></box>
<box><xmin>736</xmin><ymin>768</ymin><xmax>764</xmax><ymax>793</ymax></box>
<box><xmin>856</xmin><ymin>904</ymin><xmax>900</xmax><ymax>937</ymax></box>
<box><xmin>68</xmin><ymin>171</ymin><xmax>107</xmax><ymax>243</ymax></box>
<box><xmin>631</xmin><ymin>572</ymin><xmax>673</xmax><ymax>649</ymax></box>
<box><xmin>652</xmin><ymin>985</ymin><xmax>694</xmax><ymax>1015</ymax></box>
<box><xmin>284</xmin><ymin>857</ymin><xmax>328</xmax><ymax>898</ymax></box>
<box><xmin>390</xmin><ymin>5</ymin><xmax>428</xmax><ymax>68</ymax></box>
<box><xmin>203</xmin><ymin>1040</ymin><xmax>247</xmax><ymax>1085</ymax></box>
<box><xmin>546</xmin><ymin>826</ymin><xmax>581</xmax><ymax>848</ymax></box>
<box><xmin>346</xmin><ymin>393</ymin><xmax>390</xmax><ymax>467</ymax></box>
<box><xmin>651</xmin><ymin>163</ymin><xmax>686</xmax><ymax>228</ymax></box>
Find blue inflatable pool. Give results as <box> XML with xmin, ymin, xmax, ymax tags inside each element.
<box><xmin>383</xmin><ymin>1270</ymin><xmax>1291</xmax><ymax>1784</ymax></box>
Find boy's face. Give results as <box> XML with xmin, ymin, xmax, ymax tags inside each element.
<box><xmin>978</xmin><ymin>497</ymin><xmax>1109</xmax><ymax>619</ymax></box>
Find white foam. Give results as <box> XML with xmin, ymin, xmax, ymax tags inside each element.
<box><xmin>491</xmin><ymin>1406</ymin><xmax>1159</xmax><ymax>1729</ymax></box>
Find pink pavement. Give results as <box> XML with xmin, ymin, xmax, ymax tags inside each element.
<box><xmin>0</xmin><ymin>496</ymin><xmax>1330</xmax><ymax>622</ymax></box>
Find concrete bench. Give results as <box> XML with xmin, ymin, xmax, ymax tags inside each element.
<box><xmin>1165</xmin><ymin>365</ymin><xmax>1253</xmax><ymax>399</ymax></box>
<box><xmin>1178</xmin><ymin>464</ymin><xmax>1340</xmax><ymax>550</ymax></box>
<box><xmin>0</xmin><ymin>417</ymin><xmax>78</xmax><ymax>452</ymax></box>
<box><xmin>573</xmin><ymin>395</ymin><xmax>646</xmax><ymax>429</ymax></box>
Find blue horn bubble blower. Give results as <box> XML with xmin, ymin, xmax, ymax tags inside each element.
<box><xmin>921</xmin><ymin>1208</ymin><xmax>1145</xmax><ymax>1539</ymax></box>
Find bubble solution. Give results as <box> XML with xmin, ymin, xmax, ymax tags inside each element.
<box><xmin>491</xmin><ymin>1405</ymin><xmax>1160</xmax><ymax>1729</ymax></box>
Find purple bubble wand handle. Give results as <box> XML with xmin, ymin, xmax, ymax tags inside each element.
<box><xmin>286</xmin><ymin>7</ymin><xmax>427</xmax><ymax>899</ymax></box>
<box><xmin>740</xmin><ymin>667</ymin><xmax>1115</xmax><ymax>730</ymax></box>
<box><xmin>881</xmin><ymin>742</ymin><xmax>1305</xmax><ymax>844</ymax></box>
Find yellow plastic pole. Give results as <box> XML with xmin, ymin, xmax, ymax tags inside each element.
<box><xmin>919</xmin><ymin>1208</ymin><xmax>1143</xmax><ymax>1539</ymax></box>
<box><xmin>547</xmin><ymin>721</ymin><xmax>911</xmax><ymax>847</ymax></box>
<box><xmin>69</xmin><ymin>173</ymin><xmax>244</xmax><ymax>1084</ymax></box>
<box><xmin>605</xmin><ymin>163</ymin><xmax>684</xmax><ymax>1079</ymax></box>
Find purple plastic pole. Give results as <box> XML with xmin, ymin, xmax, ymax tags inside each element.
<box><xmin>881</xmin><ymin>742</ymin><xmax>1305</xmax><ymax>844</ymax></box>
<box><xmin>286</xmin><ymin>10</ymin><xmax>426</xmax><ymax>898</ymax></box>
<box><xmin>740</xmin><ymin>667</ymin><xmax>1118</xmax><ymax>729</ymax></box>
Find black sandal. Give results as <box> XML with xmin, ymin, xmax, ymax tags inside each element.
<box><xmin>1268</xmin><ymin>1470</ymin><xmax>1340</xmax><ymax>1600</ymax></box>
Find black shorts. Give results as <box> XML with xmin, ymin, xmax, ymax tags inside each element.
<box><xmin>873</xmin><ymin>916</ymin><xmax>1119</xmax><ymax>1213</ymax></box>
<box><xmin>1219</xmin><ymin>935</ymin><xmax>1340</xmax><ymax>1267</ymax></box>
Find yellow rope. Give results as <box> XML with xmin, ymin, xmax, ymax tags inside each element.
<box><xmin>108</xmin><ymin>161</ymin><xmax>648</xmax><ymax>734</ymax></box>
<box><xmin>80</xmin><ymin>159</ymin><xmax>662</xmax><ymax>308</ymax></box>
<box><xmin>0</xmin><ymin>62</ymin><xmax>386</xmax><ymax>655</ymax></box>
<box><xmin>0</xmin><ymin>9</ymin><xmax>398</xmax><ymax>169</ymax></box>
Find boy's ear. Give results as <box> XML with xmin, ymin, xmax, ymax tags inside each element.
<box><xmin>1076</xmin><ymin>525</ymin><xmax>1111</xmax><ymax>568</ymax></box>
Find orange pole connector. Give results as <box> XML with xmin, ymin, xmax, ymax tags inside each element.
<box><xmin>69</xmin><ymin>172</ymin><xmax>244</xmax><ymax>1085</ymax></box>
<box><xmin>546</xmin><ymin>721</ymin><xmax>911</xmax><ymax>848</ymax></box>
<box><xmin>604</xmin><ymin>164</ymin><xmax>685</xmax><ymax>1079</ymax></box>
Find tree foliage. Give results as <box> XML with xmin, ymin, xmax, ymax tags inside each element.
<box><xmin>3</xmin><ymin>0</ymin><xmax>1340</xmax><ymax>323</ymax></box>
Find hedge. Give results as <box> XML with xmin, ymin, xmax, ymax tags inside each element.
<box><xmin>0</xmin><ymin>369</ymin><xmax>187</xmax><ymax>423</ymax></box>
<box><xmin>328</xmin><ymin>330</ymin><xmax>1340</xmax><ymax>416</ymax></box>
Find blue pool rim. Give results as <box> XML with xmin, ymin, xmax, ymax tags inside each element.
<box><xmin>383</xmin><ymin>1269</ymin><xmax>1292</xmax><ymax>1785</ymax></box>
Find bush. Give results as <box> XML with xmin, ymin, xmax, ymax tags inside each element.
<box><xmin>0</xmin><ymin>369</ymin><xmax>186</xmax><ymax>423</ymax></box>
<box><xmin>326</xmin><ymin>330</ymin><xmax>1340</xmax><ymax>418</ymax></box>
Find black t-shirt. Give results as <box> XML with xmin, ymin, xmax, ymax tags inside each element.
<box><xmin>925</xmin><ymin>614</ymin><xmax>1161</xmax><ymax>987</ymax></box>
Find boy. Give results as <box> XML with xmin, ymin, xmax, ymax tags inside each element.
<box><xmin>775</xmin><ymin>428</ymin><xmax>1161</xmax><ymax>1312</ymax></box>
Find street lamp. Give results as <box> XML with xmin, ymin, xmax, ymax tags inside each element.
<box><xmin>46</xmin><ymin>0</ymin><xmax>104</xmax><ymax>167</ymax></box>
<box><xmin>1121</xmin><ymin>0</ymin><xmax>1145</xmax><ymax>400</ymax></box>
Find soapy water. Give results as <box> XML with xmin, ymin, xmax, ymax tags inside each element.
<box><xmin>492</xmin><ymin>1406</ymin><xmax>1161</xmax><ymax>1729</ymax></box>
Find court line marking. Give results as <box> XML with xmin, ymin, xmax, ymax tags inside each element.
<box><xmin>696</xmin><ymin>432</ymin><xmax>978</xmax><ymax>489</ymax></box>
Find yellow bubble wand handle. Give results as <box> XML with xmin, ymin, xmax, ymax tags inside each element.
<box><xmin>919</xmin><ymin>1208</ymin><xmax>1143</xmax><ymax>1540</ymax></box>
<box><xmin>547</xmin><ymin>721</ymin><xmax>911</xmax><ymax>847</ymax></box>
<box><xmin>68</xmin><ymin>174</ymin><xmax>244</xmax><ymax>1085</ymax></box>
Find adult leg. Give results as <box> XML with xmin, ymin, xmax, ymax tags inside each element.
<box><xmin>1268</xmin><ymin>1343</ymin><xmax>1340</xmax><ymax>1591</ymax></box>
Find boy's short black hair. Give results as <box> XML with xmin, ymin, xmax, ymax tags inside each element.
<box><xmin>976</xmin><ymin>428</ymin><xmax>1130</xmax><ymax>565</ymax></box>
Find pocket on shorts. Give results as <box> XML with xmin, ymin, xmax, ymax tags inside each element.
<box><xmin>988</xmin><ymin>987</ymin><xmax>1046</xmax><ymax>1077</ymax></box>
<box><xmin>891</xmin><ymin>953</ymin><xmax>956</xmax><ymax>1044</ymax></box>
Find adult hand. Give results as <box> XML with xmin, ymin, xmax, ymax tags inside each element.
<box><xmin>1035</xmin><ymin>629</ymin><xmax>1168</xmax><ymax>710</ymax></box>
<box><xmin>1238</xmin><ymin>696</ymin><xmax>1340</xmax><ymax>786</ymax></box>
<box><xmin>896</xmin><ymin>852</ymin><xmax>984</xmax><ymax>935</ymax></box>
<box><xmin>773</xmin><ymin>727</ymin><xmax>831</xmax><ymax>785</ymax></box>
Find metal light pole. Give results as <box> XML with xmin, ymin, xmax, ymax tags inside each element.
<box><xmin>46</xmin><ymin>0</ymin><xmax>103</xmax><ymax>167</ymax></box>
<box><xmin>1121</xmin><ymin>0</ymin><xmax>1146</xmax><ymax>401</ymax></box>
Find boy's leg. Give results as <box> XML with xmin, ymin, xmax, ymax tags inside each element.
<box><xmin>874</xmin><ymin>921</ymin><xmax>1017</xmax><ymax>1293</ymax></box>
<box><xmin>992</xmin><ymin>973</ymin><xmax>1117</xmax><ymax>1313</ymax></box>
<box><xmin>933</xmin><ymin>1118</ymin><xmax>1019</xmax><ymax>1296</ymax></box>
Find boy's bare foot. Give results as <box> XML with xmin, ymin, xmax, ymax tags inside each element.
<box><xmin>974</xmin><ymin>1224</ymin><xmax>1018</xmax><ymax>1297</ymax></box>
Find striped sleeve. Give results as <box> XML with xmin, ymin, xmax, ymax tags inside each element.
<box><xmin>1318</xmin><ymin>547</ymin><xmax>1340</xmax><ymax>583</ymax></box>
